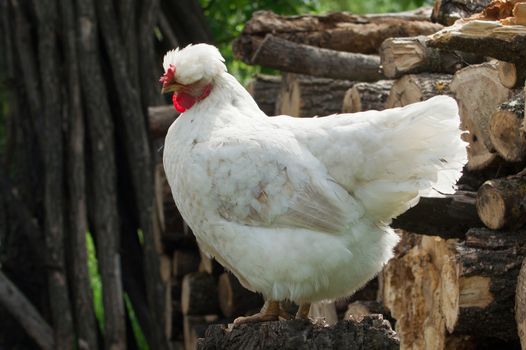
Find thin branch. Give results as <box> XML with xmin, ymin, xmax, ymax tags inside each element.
<box><xmin>0</xmin><ymin>270</ymin><xmax>55</xmax><ymax>350</ymax></box>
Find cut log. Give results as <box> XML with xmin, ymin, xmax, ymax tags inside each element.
<box><xmin>428</xmin><ymin>19</ymin><xmax>526</xmax><ymax>64</ymax></box>
<box><xmin>450</xmin><ymin>61</ymin><xmax>513</xmax><ymax>170</ymax></box>
<box><xmin>181</xmin><ymin>272</ymin><xmax>219</xmax><ymax>316</ymax></box>
<box><xmin>381</xmin><ymin>228</ymin><xmax>526</xmax><ymax>349</ymax></box>
<box><xmin>234</xmin><ymin>10</ymin><xmax>442</xmax><ymax>55</ymax></box>
<box><xmin>276</xmin><ymin>73</ymin><xmax>354</xmax><ymax>117</ymax></box>
<box><xmin>148</xmin><ymin>105</ymin><xmax>179</xmax><ymax>139</ymax></box>
<box><xmin>476</xmin><ymin>173</ymin><xmax>526</xmax><ymax>230</ymax></box>
<box><xmin>489</xmin><ymin>91</ymin><xmax>526</xmax><ymax>162</ymax></box>
<box><xmin>240</xmin><ymin>35</ymin><xmax>383</xmax><ymax>81</ymax></box>
<box><xmin>342</xmin><ymin>80</ymin><xmax>393</xmax><ymax>113</ymax></box>
<box><xmin>379</xmin><ymin>36</ymin><xmax>483</xmax><ymax>79</ymax></box>
<box><xmin>431</xmin><ymin>0</ymin><xmax>492</xmax><ymax>25</ymax></box>
<box><xmin>173</xmin><ymin>250</ymin><xmax>201</xmax><ymax>278</ymax></box>
<box><xmin>392</xmin><ymin>191</ymin><xmax>482</xmax><ymax>239</ymax></box>
<box><xmin>197</xmin><ymin>316</ymin><xmax>399</xmax><ymax>350</ymax></box>
<box><xmin>385</xmin><ymin>73</ymin><xmax>453</xmax><ymax>108</ymax></box>
<box><xmin>184</xmin><ymin>315</ymin><xmax>218</xmax><ymax>350</ymax></box>
<box><xmin>496</xmin><ymin>60</ymin><xmax>526</xmax><ymax>89</ymax></box>
<box><xmin>217</xmin><ymin>272</ymin><xmax>263</xmax><ymax>318</ymax></box>
<box><xmin>246</xmin><ymin>74</ymin><xmax>281</xmax><ymax>116</ymax></box>
<box><xmin>516</xmin><ymin>257</ymin><xmax>526</xmax><ymax>350</ymax></box>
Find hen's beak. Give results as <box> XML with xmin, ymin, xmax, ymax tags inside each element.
<box><xmin>161</xmin><ymin>82</ymin><xmax>182</xmax><ymax>94</ymax></box>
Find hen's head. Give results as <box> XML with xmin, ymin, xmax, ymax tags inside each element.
<box><xmin>160</xmin><ymin>44</ymin><xmax>226</xmax><ymax>112</ymax></box>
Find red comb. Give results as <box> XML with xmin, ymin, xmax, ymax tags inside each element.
<box><xmin>160</xmin><ymin>64</ymin><xmax>176</xmax><ymax>86</ymax></box>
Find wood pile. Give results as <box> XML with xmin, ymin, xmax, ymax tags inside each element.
<box><xmin>150</xmin><ymin>1</ymin><xmax>526</xmax><ymax>349</ymax></box>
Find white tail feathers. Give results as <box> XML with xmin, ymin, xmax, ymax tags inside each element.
<box><xmin>354</xmin><ymin>95</ymin><xmax>467</xmax><ymax>221</ymax></box>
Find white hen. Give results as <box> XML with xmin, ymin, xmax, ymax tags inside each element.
<box><xmin>161</xmin><ymin>44</ymin><xmax>467</xmax><ymax>323</ymax></box>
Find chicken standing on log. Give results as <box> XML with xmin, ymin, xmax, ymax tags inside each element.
<box><xmin>160</xmin><ymin>44</ymin><xmax>467</xmax><ymax>324</ymax></box>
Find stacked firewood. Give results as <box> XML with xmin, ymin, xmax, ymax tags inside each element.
<box><xmin>150</xmin><ymin>1</ymin><xmax>526</xmax><ymax>349</ymax></box>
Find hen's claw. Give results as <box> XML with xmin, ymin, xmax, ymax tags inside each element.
<box><xmin>295</xmin><ymin>302</ymin><xmax>311</xmax><ymax>320</ymax></box>
<box><xmin>234</xmin><ymin>300</ymin><xmax>280</xmax><ymax>324</ymax></box>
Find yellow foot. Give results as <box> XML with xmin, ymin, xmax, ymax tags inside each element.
<box><xmin>295</xmin><ymin>302</ymin><xmax>311</xmax><ymax>320</ymax></box>
<box><xmin>234</xmin><ymin>300</ymin><xmax>280</xmax><ymax>324</ymax></box>
<box><xmin>233</xmin><ymin>301</ymin><xmax>293</xmax><ymax>324</ymax></box>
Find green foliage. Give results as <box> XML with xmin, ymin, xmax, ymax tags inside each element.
<box><xmin>200</xmin><ymin>0</ymin><xmax>317</xmax><ymax>84</ymax></box>
<box><xmin>86</xmin><ymin>233</ymin><xmax>104</xmax><ymax>332</ymax></box>
<box><xmin>200</xmin><ymin>0</ymin><xmax>430</xmax><ymax>83</ymax></box>
<box><xmin>315</xmin><ymin>0</ymin><xmax>430</xmax><ymax>13</ymax></box>
<box><xmin>87</xmin><ymin>233</ymin><xmax>149</xmax><ymax>349</ymax></box>
<box><xmin>124</xmin><ymin>294</ymin><xmax>149</xmax><ymax>350</ymax></box>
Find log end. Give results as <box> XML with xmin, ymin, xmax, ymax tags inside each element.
<box><xmin>476</xmin><ymin>181</ymin><xmax>507</xmax><ymax>230</ymax></box>
<box><xmin>197</xmin><ymin>316</ymin><xmax>399</xmax><ymax>350</ymax></box>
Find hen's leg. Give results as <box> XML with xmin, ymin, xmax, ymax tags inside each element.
<box><xmin>234</xmin><ymin>300</ymin><xmax>279</xmax><ymax>324</ymax></box>
<box><xmin>295</xmin><ymin>302</ymin><xmax>311</xmax><ymax>320</ymax></box>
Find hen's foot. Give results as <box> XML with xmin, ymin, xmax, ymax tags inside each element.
<box><xmin>295</xmin><ymin>302</ymin><xmax>311</xmax><ymax>320</ymax></box>
<box><xmin>234</xmin><ymin>300</ymin><xmax>280</xmax><ymax>324</ymax></box>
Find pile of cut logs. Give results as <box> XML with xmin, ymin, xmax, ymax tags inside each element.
<box><xmin>149</xmin><ymin>0</ymin><xmax>526</xmax><ymax>349</ymax></box>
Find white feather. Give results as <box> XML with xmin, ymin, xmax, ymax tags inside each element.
<box><xmin>163</xmin><ymin>44</ymin><xmax>467</xmax><ymax>302</ymax></box>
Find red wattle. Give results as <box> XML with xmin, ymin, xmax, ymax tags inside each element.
<box><xmin>172</xmin><ymin>92</ymin><xmax>196</xmax><ymax>113</ymax></box>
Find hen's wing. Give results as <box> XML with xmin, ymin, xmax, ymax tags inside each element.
<box><xmin>201</xmin><ymin>126</ymin><xmax>364</xmax><ymax>234</ymax></box>
<box><xmin>269</xmin><ymin>96</ymin><xmax>467</xmax><ymax>221</ymax></box>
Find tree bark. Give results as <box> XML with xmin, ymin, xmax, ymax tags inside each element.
<box><xmin>516</xmin><ymin>257</ymin><xmax>526</xmax><ymax>350</ymax></box>
<box><xmin>342</xmin><ymin>80</ymin><xmax>393</xmax><ymax>113</ymax></box>
<box><xmin>450</xmin><ymin>61</ymin><xmax>513</xmax><ymax>170</ymax></box>
<box><xmin>379</xmin><ymin>36</ymin><xmax>484</xmax><ymax>79</ymax></box>
<box><xmin>217</xmin><ymin>272</ymin><xmax>263</xmax><ymax>318</ymax></box>
<box><xmin>77</xmin><ymin>0</ymin><xmax>126</xmax><ymax>348</ymax></box>
<box><xmin>476</xmin><ymin>173</ymin><xmax>526</xmax><ymax>230</ymax></box>
<box><xmin>182</xmin><ymin>272</ymin><xmax>220</xmax><ymax>316</ymax></box>
<box><xmin>428</xmin><ymin>19</ymin><xmax>526</xmax><ymax>64</ymax></box>
<box><xmin>246</xmin><ymin>74</ymin><xmax>282</xmax><ymax>116</ymax></box>
<box><xmin>0</xmin><ymin>271</ymin><xmax>55</xmax><ymax>350</ymax></box>
<box><xmin>431</xmin><ymin>0</ymin><xmax>492</xmax><ymax>25</ymax></box>
<box><xmin>148</xmin><ymin>105</ymin><xmax>179</xmax><ymax>139</ymax></box>
<box><xmin>382</xmin><ymin>228</ymin><xmax>526</xmax><ymax>349</ymax></box>
<box><xmin>489</xmin><ymin>91</ymin><xmax>526</xmax><ymax>162</ymax></box>
<box><xmin>385</xmin><ymin>73</ymin><xmax>453</xmax><ymax>108</ymax></box>
<box><xmin>235</xmin><ymin>35</ymin><xmax>383</xmax><ymax>81</ymax></box>
<box><xmin>185</xmin><ymin>315</ymin><xmax>219</xmax><ymax>350</ymax></box>
<box><xmin>33</xmin><ymin>0</ymin><xmax>76</xmax><ymax>347</ymax></box>
<box><xmin>60</xmin><ymin>0</ymin><xmax>99</xmax><ymax>347</ymax></box>
<box><xmin>198</xmin><ymin>316</ymin><xmax>399</xmax><ymax>350</ymax></box>
<box><xmin>392</xmin><ymin>191</ymin><xmax>482</xmax><ymax>239</ymax></box>
<box><xmin>235</xmin><ymin>10</ymin><xmax>442</xmax><ymax>55</ymax></box>
<box><xmin>95</xmin><ymin>0</ymin><xmax>170</xmax><ymax>348</ymax></box>
<box><xmin>276</xmin><ymin>73</ymin><xmax>354</xmax><ymax>117</ymax></box>
<box><xmin>173</xmin><ymin>250</ymin><xmax>201</xmax><ymax>278</ymax></box>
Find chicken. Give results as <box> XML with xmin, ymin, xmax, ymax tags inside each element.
<box><xmin>160</xmin><ymin>44</ymin><xmax>467</xmax><ymax>323</ymax></box>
